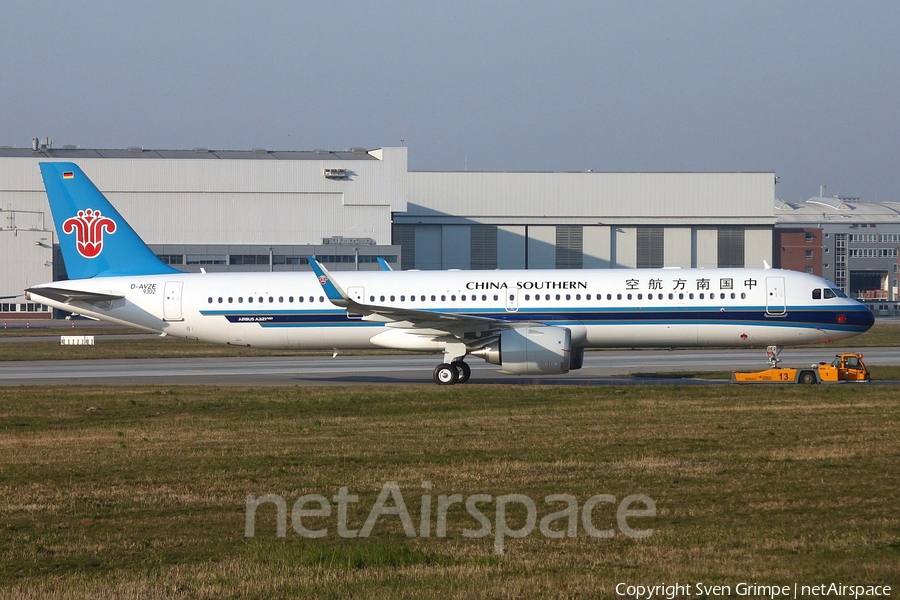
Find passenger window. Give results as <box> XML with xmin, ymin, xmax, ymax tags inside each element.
<box><xmin>637</xmin><ymin>294</ymin><xmax>643</xmax><ymax>300</ymax></box>
<box><xmin>400</xmin><ymin>295</ymin><xmax>406</xmax><ymax>302</ymax></box>
<box><xmin>228</xmin><ymin>297</ymin><xmax>233</xmax><ymax>303</ymax></box>
<box><xmin>731</xmin><ymin>293</ymin><xmax>735</xmax><ymax>299</ymax></box>
<box><xmin>525</xmin><ymin>294</ymin><xmax>531</xmax><ymax>301</ymax></box>
<box><xmin>259</xmin><ymin>297</ymin><xmax>263</xmax><ymax>303</ymax></box>
<box><xmin>218</xmin><ymin>297</ymin><xmax>223</xmax><ymax>303</ymax></box>
<box><xmin>627</xmin><ymin>294</ymin><xmax>632</xmax><ymax>300</ymax></box>
<box><xmin>390</xmin><ymin>296</ymin><xmax>396</xmax><ymax>302</ymax></box>
<box><xmin>556</xmin><ymin>294</ymin><xmax>561</xmax><ymax>301</ymax></box>
<box><xmin>441</xmin><ymin>295</ymin><xmax>446</xmax><ymax>301</ymax></box>
<box><xmin>493</xmin><ymin>295</ymin><xmax>498</xmax><ymax>301</ymax></box>
<box><xmin>566</xmin><ymin>294</ymin><xmax>571</xmax><ymax>300</ymax></box>
<box><xmin>248</xmin><ymin>297</ymin><xmax>254</xmax><ymax>303</ymax></box>
<box><xmin>299</xmin><ymin>296</ymin><xmax>304</xmax><ymax>303</ymax></box>
<box><xmin>208</xmin><ymin>297</ymin><xmax>213</xmax><ymax>304</ymax></box>
<box><xmin>289</xmin><ymin>296</ymin><xmax>294</xmax><ymax>302</ymax></box>
<box><xmin>239</xmin><ymin>297</ymin><xmax>244</xmax><ymax>303</ymax></box>
<box><xmin>668</xmin><ymin>293</ymin><xmax>673</xmax><ymax>300</ymax></box>
<box><xmin>576</xmin><ymin>294</ymin><xmax>581</xmax><ymax>300</ymax></box>
<box><xmin>617</xmin><ymin>294</ymin><xmax>622</xmax><ymax>300</ymax></box>
<box><xmin>451</xmin><ymin>295</ymin><xmax>456</xmax><ymax>301</ymax></box>
<box><xmin>269</xmin><ymin>297</ymin><xmax>274</xmax><ymax>303</ymax></box>
<box><xmin>370</xmin><ymin>296</ymin><xmax>375</xmax><ymax>302</ymax></box>
<box><xmin>279</xmin><ymin>296</ymin><xmax>283</xmax><ymax>303</ymax></box>
<box><xmin>689</xmin><ymin>293</ymin><xmax>694</xmax><ymax>300</ymax></box>
<box><xmin>482</xmin><ymin>295</ymin><xmax>487</xmax><ymax>301</ymax></box>
<box><xmin>432</xmin><ymin>295</ymin><xmax>437</xmax><ymax>301</ymax></box>
<box><xmin>380</xmin><ymin>296</ymin><xmax>385</xmax><ymax>302</ymax></box>
<box><xmin>699</xmin><ymin>293</ymin><xmax>704</xmax><ymax>300</ymax></box>
<box><xmin>319</xmin><ymin>296</ymin><xmax>324</xmax><ymax>303</ymax></box>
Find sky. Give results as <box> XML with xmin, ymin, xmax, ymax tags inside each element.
<box><xmin>2</xmin><ymin>1</ymin><xmax>898</xmax><ymax>202</ymax></box>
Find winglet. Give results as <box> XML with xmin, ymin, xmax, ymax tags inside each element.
<box><xmin>377</xmin><ymin>257</ymin><xmax>394</xmax><ymax>272</ymax></box>
<box><xmin>307</xmin><ymin>257</ymin><xmax>349</xmax><ymax>305</ymax></box>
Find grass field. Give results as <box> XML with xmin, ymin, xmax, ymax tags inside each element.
<box><xmin>1</xmin><ymin>384</ymin><xmax>897</xmax><ymax>598</ymax></box>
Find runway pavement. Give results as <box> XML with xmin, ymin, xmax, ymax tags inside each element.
<box><xmin>0</xmin><ymin>347</ymin><xmax>897</xmax><ymax>386</ymax></box>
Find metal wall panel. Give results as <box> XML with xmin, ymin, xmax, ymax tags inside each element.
<box><xmin>745</xmin><ymin>228</ymin><xmax>773</xmax><ymax>269</ymax></box>
<box><xmin>408</xmin><ymin>171</ymin><xmax>774</xmax><ymax>223</ymax></box>
<box><xmin>664</xmin><ymin>227</ymin><xmax>692</xmax><ymax>267</ymax></box>
<box><xmin>497</xmin><ymin>226</ymin><xmax>526</xmax><ymax>269</ymax></box>
<box><xmin>441</xmin><ymin>226</ymin><xmax>470</xmax><ymax>269</ymax></box>
<box><xmin>613</xmin><ymin>228</ymin><xmax>637</xmax><ymax>268</ymax></box>
<box><xmin>694</xmin><ymin>229</ymin><xmax>719</xmax><ymax>268</ymax></box>
<box><xmin>526</xmin><ymin>226</ymin><xmax>556</xmax><ymax>269</ymax></box>
<box><xmin>583</xmin><ymin>226</ymin><xmax>611</xmax><ymax>269</ymax></box>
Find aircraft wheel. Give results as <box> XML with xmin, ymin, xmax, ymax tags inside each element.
<box><xmin>454</xmin><ymin>361</ymin><xmax>471</xmax><ymax>384</ymax></box>
<box><xmin>434</xmin><ymin>363</ymin><xmax>459</xmax><ymax>385</ymax></box>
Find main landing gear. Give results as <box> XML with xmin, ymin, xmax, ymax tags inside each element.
<box><xmin>433</xmin><ymin>361</ymin><xmax>471</xmax><ymax>385</ymax></box>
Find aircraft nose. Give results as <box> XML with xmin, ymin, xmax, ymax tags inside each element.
<box><xmin>860</xmin><ymin>306</ymin><xmax>876</xmax><ymax>330</ymax></box>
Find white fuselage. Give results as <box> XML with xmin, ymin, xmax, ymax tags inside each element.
<box><xmin>28</xmin><ymin>267</ymin><xmax>874</xmax><ymax>352</ymax></box>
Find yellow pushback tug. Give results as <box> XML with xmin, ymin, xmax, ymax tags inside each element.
<box><xmin>732</xmin><ymin>346</ymin><xmax>870</xmax><ymax>384</ymax></box>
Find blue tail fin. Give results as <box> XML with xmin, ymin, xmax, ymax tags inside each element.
<box><xmin>40</xmin><ymin>162</ymin><xmax>178</xmax><ymax>278</ymax></box>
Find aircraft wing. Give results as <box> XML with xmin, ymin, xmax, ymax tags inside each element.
<box><xmin>26</xmin><ymin>286</ymin><xmax>125</xmax><ymax>306</ymax></box>
<box><xmin>307</xmin><ymin>258</ymin><xmax>512</xmax><ymax>335</ymax></box>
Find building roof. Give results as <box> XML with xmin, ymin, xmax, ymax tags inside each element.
<box><xmin>0</xmin><ymin>146</ymin><xmax>377</xmax><ymax>161</ymax></box>
<box><xmin>775</xmin><ymin>196</ymin><xmax>900</xmax><ymax>226</ymax></box>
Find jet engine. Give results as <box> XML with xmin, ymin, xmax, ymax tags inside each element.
<box><xmin>471</xmin><ymin>326</ymin><xmax>573</xmax><ymax>375</ymax></box>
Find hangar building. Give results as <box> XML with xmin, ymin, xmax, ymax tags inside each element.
<box><xmin>774</xmin><ymin>188</ymin><xmax>900</xmax><ymax>315</ymax></box>
<box><xmin>0</xmin><ymin>144</ymin><xmax>775</xmax><ymax>319</ymax></box>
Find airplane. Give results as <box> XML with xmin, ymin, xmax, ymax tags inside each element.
<box><xmin>26</xmin><ymin>162</ymin><xmax>875</xmax><ymax>385</ymax></box>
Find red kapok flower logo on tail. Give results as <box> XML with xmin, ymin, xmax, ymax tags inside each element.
<box><xmin>62</xmin><ymin>209</ymin><xmax>117</xmax><ymax>258</ymax></box>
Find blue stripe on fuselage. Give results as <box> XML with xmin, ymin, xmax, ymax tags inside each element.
<box><xmin>199</xmin><ymin>305</ymin><xmax>873</xmax><ymax>332</ymax></box>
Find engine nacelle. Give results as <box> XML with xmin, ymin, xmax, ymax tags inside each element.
<box><xmin>472</xmin><ymin>326</ymin><xmax>572</xmax><ymax>375</ymax></box>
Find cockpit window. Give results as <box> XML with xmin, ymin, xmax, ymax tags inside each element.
<box><xmin>831</xmin><ymin>288</ymin><xmax>847</xmax><ymax>298</ymax></box>
<box><xmin>823</xmin><ymin>288</ymin><xmax>836</xmax><ymax>299</ymax></box>
<box><xmin>812</xmin><ymin>289</ymin><xmax>822</xmax><ymax>300</ymax></box>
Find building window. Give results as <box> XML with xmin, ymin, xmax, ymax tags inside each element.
<box><xmin>717</xmin><ymin>229</ymin><xmax>745</xmax><ymax>268</ymax></box>
<box><xmin>805</xmin><ymin>232</ymin><xmax>814</xmax><ymax>242</ymax></box>
<box><xmin>157</xmin><ymin>254</ymin><xmax>184</xmax><ymax>265</ymax></box>
<box><xmin>556</xmin><ymin>225</ymin><xmax>583</xmax><ymax>269</ymax></box>
<box><xmin>230</xmin><ymin>255</ymin><xmax>270</xmax><ymax>266</ymax></box>
<box><xmin>186</xmin><ymin>254</ymin><xmax>226</xmax><ymax>265</ymax></box>
<box><xmin>637</xmin><ymin>227</ymin><xmax>664</xmax><ymax>268</ymax></box>
<box><xmin>805</xmin><ymin>250</ymin><xmax>813</xmax><ymax>259</ymax></box>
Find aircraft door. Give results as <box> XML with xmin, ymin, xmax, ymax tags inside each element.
<box><xmin>347</xmin><ymin>286</ymin><xmax>365</xmax><ymax>319</ymax></box>
<box><xmin>163</xmin><ymin>281</ymin><xmax>184</xmax><ymax>321</ymax></box>
<box><xmin>765</xmin><ymin>276</ymin><xmax>786</xmax><ymax>316</ymax></box>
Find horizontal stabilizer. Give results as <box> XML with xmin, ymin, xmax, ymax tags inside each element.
<box><xmin>26</xmin><ymin>286</ymin><xmax>125</xmax><ymax>306</ymax></box>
